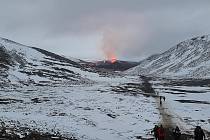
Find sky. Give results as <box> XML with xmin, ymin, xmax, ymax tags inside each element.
<box><xmin>0</xmin><ymin>0</ymin><xmax>210</xmax><ymax>61</ymax></box>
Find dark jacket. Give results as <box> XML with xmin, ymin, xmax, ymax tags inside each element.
<box><xmin>194</xmin><ymin>126</ymin><xmax>205</xmax><ymax>140</ymax></box>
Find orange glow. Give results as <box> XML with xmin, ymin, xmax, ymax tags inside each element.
<box><xmin>110</xmin><ymin>56</ymin><xmax>117</xmax><ymax>63</ymax></box>
<box><xmin>106</xmin><ymin>53</ymin><xmax>117</xmax><ymax>63</ymax></box>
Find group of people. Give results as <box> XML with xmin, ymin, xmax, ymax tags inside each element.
<box><xmin>151</xmin><ymin>125</ymin><xmax>206</xmax><ymax>140</ymax></box>
<box><xmin>194</xmin><ymin>126</ymin><xmax>206</xmax><ymax>140</ymax></box>
<box><xmin>151</xmin><ymin>125</ymin><xmax>165</xmax><ymax>140</ymax></box>
<box><xmin>159</xmin><ymin>96</ymin><xmax>166</xmax><ymax>105</ymax></box>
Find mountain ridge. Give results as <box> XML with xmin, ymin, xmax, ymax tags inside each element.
<box><xmin>0</xmin><ymin>37</ymin><xmax>96</xmax><ymax>87</ymax></box>
<box><xmin>127</xmin><ymin>34</ymin><xmax>210</xmax><ymax>78</ymax></box>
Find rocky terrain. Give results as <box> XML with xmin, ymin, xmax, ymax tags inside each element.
<box><xmin>0</xmin><ymin>36</ymin><xmax>210</xmax><ymax>140</ymax></box>
<box><xmin>93</xmin><ymin>60</ymin><xmax>139</xmax><ymax>71</ymax></box>
<box><xmin>0</xmin><ymin>37</ymin><xmax>98</xmax><ymax>88</ymax></box>
<box><xmin>127</xmin><ymin>35</ymin><xmax>210</xmax><ymax>78</ymax></box>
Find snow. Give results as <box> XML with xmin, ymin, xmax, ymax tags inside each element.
<box><xmin>154</xmin><ymin>84</ymin><xmax>210</xmax><ymax>133</ymax></box>
<box><xmin>1</xmin><ymin>36</ymin><xmax>210</xmax><ymax>139</ymax></box>
<box><xmin>0</xmin><ymin>76</ymin><xmax>160</xmax><ymax>140</ymax></box>
<box><xmin>1</xmin><ymin>37</ymin><xmax>159</xmax><ymax>139</ymax></box>
<box><xmin>127</xmin><ymin>35</ymin><xmax>210</xmax><ymax>78</ymax></box>
<box><xmin>0</xmin><ymin>37</ymin><xmax>102</xmax><ymax>84</ymax></box>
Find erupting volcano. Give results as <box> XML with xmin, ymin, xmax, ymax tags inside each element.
<box><xmin>107</xmin><ymin>54</ymin><xmax>117</xmax><ymax>63</ymax></box>
<box><xmin>101</xmin><ymin>28</ymin><xmax>121</xmax><ymax>64</ymax></box>
<box><xmin>104</xmin><ymin>52</ymin><xmax>117</xmax><ymax>63</ymax></box>
<box><xmin>110</xmin><ymin>57</ymin><xmax>117</xmax><ymax>63</ymax></box>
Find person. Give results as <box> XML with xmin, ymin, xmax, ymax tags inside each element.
<box><xmin>157</xmin><ymin>125</ymin><xmax>165</xmax><ymax>140</ymax></box>
<box><xmin>0</xmin><ymin>122</ymin><xmax>6</xmax><ymax>137</ymax></box>
<box><xmin>151</xmin><ymin>125</ymin><xmax>159</xmax><ymax>140</ymax></box>
<box><xmin>160</xmin><ymin>96</ymin><xmax>162</xmax><ymax>105</ymax></box>
<box><xmin>160</xmin><ymin>100</ymin><xmax>162</xmax><ymax>106</ymax></box>
<box><xmin>173</xmin><ymin>126</ymin><xmax>181</xmax><ymax>140</ymax></box>
<box><xmin>194</xmin><ymin>126</ymin><xmax>205</xmax><ymax>140</ymax></box>
<box><xmin>163</xmin><ymin>96</ymin><xmax>166</xmax><ymax>101</ymax></box>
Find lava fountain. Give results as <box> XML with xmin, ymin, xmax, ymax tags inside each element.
<box><xmin>103</xmin><ymin>48</ymin><xmax>117</xmax><ymax>63</ymax></box>
<box><xmin>101</xmin><ymin>28</ymin><xmax>120</xmax><ymax>63</ymax></box>
<box><xmin>110</xmin><ymin>56</ymin><xmax>117</xmax><ymax>63</ymax></box>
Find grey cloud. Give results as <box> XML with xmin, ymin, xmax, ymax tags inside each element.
<box><xmin>0</xmin><ymin>0</ymin><xmax>210</xmax><ymax>60</ymax></box>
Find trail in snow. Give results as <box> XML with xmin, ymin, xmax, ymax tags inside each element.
<box><xmin>149</xmin><ymin>81</ymin><xmax>210</xmax><ymax>140</ymax></box>
<box><xmin>140</xmin><ymin>76</ymin><xmax>194</xmax><ymax>140</ymax></box>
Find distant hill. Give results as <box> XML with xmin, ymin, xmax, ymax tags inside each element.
<box><xmin>93</xmin><ymin>60</ymin><xmax>139</xmax><ymax>71</ymax></box>
<box><xmin>0</xmin><ymin>37</ymin><xmax>95</xmax><ymax>87</ymax></box>
<box><xmin>127</xmin><ymin>35</ymin><xmax>210</xmax><ymax>78</ymax></box>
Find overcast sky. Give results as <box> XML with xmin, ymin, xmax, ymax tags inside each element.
<box><xmin>0</xmin><ymin>0</ymin><xmax>210</xmax><ymax>61</ymax></box>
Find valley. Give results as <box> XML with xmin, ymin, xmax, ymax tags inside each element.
<box><xmin>0</xmin><ymin>36</ymin><xmax>210</xmax><ymax>140</ymax></box>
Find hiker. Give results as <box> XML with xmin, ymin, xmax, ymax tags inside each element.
<box><xmin>0</xmin><ymin>122</ymin><xmax>6</xmax><ymax>137</ymax></box>
<box><xmin>157</xmin><ymin>125</ymin><xmax>165</xmax><ymax>140</ymax></box>
<box><xmin>194</xmin><ymin>126</ymin><xmax>205</xmax><ymax>140</ymax></box>
<box><xmin>173</xmin><ymin>126</ymin><xmax>181</xmax><ymax>140</ymax></box>
<box><xmin>160</xmin><ymin>96</ymin><xmax>162</xmax><ymax>105</ymax></box>
<box><xmin>163</xmin><ymin>96</ymin><xmax>166</xmax><ymax>101</ymax></box>
<box><xmin>151</xmin><ymin>125</ymin><xmax>159</xmax><ymax>140</ymax></box>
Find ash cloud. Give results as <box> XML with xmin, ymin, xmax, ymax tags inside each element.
<box><xmin>0</xmin><ymin>0</ymin><xmax>210</xmax><ymax>60</ymax></box>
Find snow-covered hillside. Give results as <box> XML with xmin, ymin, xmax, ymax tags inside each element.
<box><xmin>0</xmin><ymin>37</ymin><xmax>161</xmax><ymax>139</ymax></box>
<box><xmin>127</xmin><ymin>35</ymin><xmax>210</xmax><ymax>78</ymax></box>
<box><xmin>1</xmin><ymin>37</ymin><xmax>210</xmax><ymax>140</ymax></box>
<box><xmin>0</xmin><ymin>37</ymin><xmax>99</xmax><ymax>87</ymax></box>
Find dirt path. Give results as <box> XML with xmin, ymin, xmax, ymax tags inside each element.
<box><xmin>156</xmin><ymin>97</ymin><xmax>174</xmax><ymax>139</ymax></box>
<box><xmin>154</xmin><ymin>97</ymin><xmax>194</xmax><ymax>140</ymax></box>
<box><xmin>140</xmin><ymin>76</ymin><xmax>195</xmax><ymax>140</ymax></box>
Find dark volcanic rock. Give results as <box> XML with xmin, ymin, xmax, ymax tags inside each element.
<box><xmin>94</xmin><ymin>60</ymin><xmax>139</xmax><ymax>71</ymax></box>
<box><xmin>175</xmin><ymin>99</ymin><xmax>210</xmax><ymax>104</ymax></box>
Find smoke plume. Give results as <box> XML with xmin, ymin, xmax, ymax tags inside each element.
<box><xmin>100</xmin><ymin>16</ymin><xmax>148</xmax><ymax>61</ymax></box>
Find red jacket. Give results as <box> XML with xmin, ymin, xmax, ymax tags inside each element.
<box><xmin>157</xmin><ymin>127</ymin><xmax>165</xmax><ymax>140</ymax></box>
